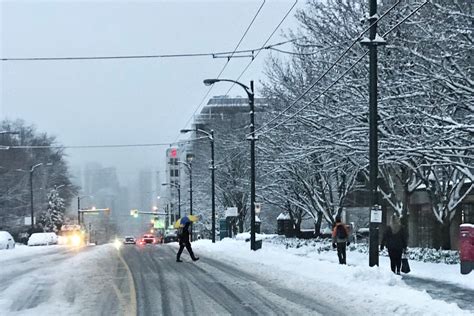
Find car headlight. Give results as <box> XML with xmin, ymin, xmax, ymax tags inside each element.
<box><xmin>71</xmin><ymin>234</ymin><xmax>82</xmax><ymax>246</ymax></box>
<box><xmin>113</xmin><ymin>239</ymin><xmax>122</xmax><ymax>249</ymax></box>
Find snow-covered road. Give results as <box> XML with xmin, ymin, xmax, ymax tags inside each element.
<box><xmin>0</xmin><ymin>244</ymin><xmax>134</xmax><ymax>316</ymax></box>
<box><xmin>1</xmin><ymin>238</ymin><xmax>472</xmax><ymax>316</ymax></box>
<box><xmin>121</xmin><ymin>244</ymin><xmax>357</xmax><ymax>315</ymax></box>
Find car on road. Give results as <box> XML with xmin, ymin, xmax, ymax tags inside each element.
<box><xmin>28</xmin><ymin>232</ymin><xmax>58</xmax><ymax>246</ymax></box>
<box><xmin>139</xmin><ymin>234</ymin><xmax>156</xmax><ymax>245</ymax></box>
<box><xmin>164</xmin><ymin>230</ymin><xmax>178</xmax><ymax>243</ymax></box>
<box><xmin>123</xmin><ymin>236</ymin><xmax>136</xmax><ymax>244</ymax></box>
<box><xmin>0</xmin><ymin>231</ymin><xmax>15</xmax><ymax>250</ymax></box>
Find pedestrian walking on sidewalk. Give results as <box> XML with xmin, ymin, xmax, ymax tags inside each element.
<box><xmin>332</xmin><ymin>216</ymin><xmax>350</xmax><ymax>264</ymax></box>
<box><xmin>176</xmin><ymin>222</ymin><xmax>199</xmax><ymax>263</ymax></box>
<box><xmin>381</xmin><ymin>215</ymin><xmax>407</xmax><ymax>274</ymax></box>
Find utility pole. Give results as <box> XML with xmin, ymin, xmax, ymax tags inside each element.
<box><xmin>249</xmin><ymin>80</ymin><xmax>257</xmax><ymax>251</ymax></box>
<box><xmin>189</xmin><ymin>161</ymin><xmax>193</xmax><ymax>216</ymax></box>
<box><xmin>77</xmin><ymin>197</ymin><xmax>81</xmax><ymax>225</ymax></box>
<box><xmin>177</xmin><ymin>185</ymin><xmax>181</xmax><ymax>218</ymax></box>
<box><xmin>361</xmin><ymin>0</ymin><xmax>385</xmax><ymax>267</ymax></box>
<box><xmin>210</xmin><ymin>129</ymin><xmax>216</xmax><ymax>243</ymax></box>
<box><xmin>29</xmin><ymin>169</ymin><xmax>34</xmax><ymax>228</ymax></box>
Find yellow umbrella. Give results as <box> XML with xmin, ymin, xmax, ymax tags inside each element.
<box><xmin>173</xmin><ymin>215</ymin><xmax>199</xmax><ymax>228</ymax></box>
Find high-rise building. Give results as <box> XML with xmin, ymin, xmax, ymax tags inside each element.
<box><xmin>179</xmin><ymin>96</ymin><xmax>269</xmax><ymax>233</ymax></box>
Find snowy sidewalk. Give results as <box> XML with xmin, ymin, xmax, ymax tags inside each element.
<box><xmin>402</xmin><ymin>274</ymin><xmax>473</xmax><ymax>312</ymax></box>
<box><xmin>191</xmin><ymin>237</ymin><xmax>474</xmax><ymax>315</ymax></box>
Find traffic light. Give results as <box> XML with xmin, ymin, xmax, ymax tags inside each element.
<box><xmin>130</xmin><ymin>209</ymin><xmax>139</xmax><ymax>218</ymax></box>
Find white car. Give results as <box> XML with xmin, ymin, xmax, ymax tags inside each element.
<box><xmin>0</xmin><ymin>231</ymin><xmax>15</xmax><ymax>250</ymax></box>
<box><xmin>28</xmin><ymin>232</ymin><xmax>58</xmax><ymax>246</ymax></box>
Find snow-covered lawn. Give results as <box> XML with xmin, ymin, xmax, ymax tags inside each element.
<box><xmin>192</xmin><ymin>235</ymin><xmax>474</xmax><ymax>316</ymax></box>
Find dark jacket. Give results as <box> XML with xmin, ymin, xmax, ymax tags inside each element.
<box><xmin>178</xmin><ymin>222</ymin><xmax>191</xmax><ymax>243</ymax></box>
<box><xmin>381</xmin><ymin>227</ymin><xmax>407</xmax><ymax>251</ymax></box>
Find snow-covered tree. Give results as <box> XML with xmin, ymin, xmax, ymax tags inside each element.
<box><xmin>259</xmin><ymin>0</ymin><xmax>472</xmax><ymax>246</ymax></box>
<box><xmin>39</xmin><ymin>188</ymin><xmax>66</xmax><ymax>232</ymax></box>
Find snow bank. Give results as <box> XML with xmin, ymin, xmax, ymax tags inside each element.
<box><xmin>192</xmin><ymin>237</ymin><xmax>472</xmax><ymax>315</ymax></box>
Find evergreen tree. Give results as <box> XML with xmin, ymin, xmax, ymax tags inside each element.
<box><xmin>39</xmin><ymin>189</ymin><xmax>66</xmax><ymax>232</ymax></box>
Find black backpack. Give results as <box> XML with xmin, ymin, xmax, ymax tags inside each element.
<box><xmin>336</xmin><ymin>225</ymin><xmax>347</xmax><ymax>239</ymax></box>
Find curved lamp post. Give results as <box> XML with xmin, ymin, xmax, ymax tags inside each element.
<box><xmin>178</xmin><ymin>159</ymin><xmax>193</xmax><ymax>216</ymax></box>
<box><xmin>28</xmin><ymin>163</ymin><xmax>53</xmax><ymax>228</ymax></box>
<box><xmin>203</xmin><ymin>78</ymin><xmax>258</xmax><ymax>251</ymax></box>
<box><xmin>162</xmin><ymin>182</ymin><xmax>181</xmax><ymax>218</ymax></box>
<box><xmin>181</xmin><ymin>128</ymin><xmax>216</xmax><ymax>243</ymax></box>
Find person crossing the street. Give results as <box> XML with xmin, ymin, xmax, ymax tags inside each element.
<box><xmin>176</xmin><ymin>221</ymin><xmax>199</xmax><ymax>263</ymax></box>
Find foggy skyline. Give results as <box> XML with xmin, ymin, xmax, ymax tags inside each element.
<box><xmin>1</xmin><ymin>0</ymin><xmax>300</xmax><ymax>184</ymax></box>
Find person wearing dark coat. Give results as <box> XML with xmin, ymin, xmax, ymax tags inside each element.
<box><xmin>176</xmin><ymin>222</ymin><xmax>199</xmax><ymax>262</ymax></box>
<box><xmin>332</xmin><ymin>216</ymin><xmax>350</xmax><ymax>265</ymax></box>
<box><xmin>381</xmin><ymin>216</ymin><xmax>407</xmax><ymax>274</ymax></box>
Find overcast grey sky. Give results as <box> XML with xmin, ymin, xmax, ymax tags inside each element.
<box><xmin>1</xmin><ymin>0</ymin><xmax>301</xmax><ymax>184</ymax></box>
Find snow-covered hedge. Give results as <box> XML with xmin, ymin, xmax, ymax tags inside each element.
<box><xmin>266</xmin><ymin>236</ymin><xmax>460</xmax><ymax>265</ymax></box>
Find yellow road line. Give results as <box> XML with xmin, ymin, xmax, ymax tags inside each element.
<box><xmin>118</xmin><ymin>249</ymin><xmax>138</xmax><ymax>316</ymax></box>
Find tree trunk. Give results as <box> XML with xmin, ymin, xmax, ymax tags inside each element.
<box><xmin>314</xmin><ymin>213</ymin><xmax>323</xmax><ymax>237</ymax></box>
<box><xmin>294</xmin><ymin>221</ymin><xmax>301</xmax><ymax>234</ymax></box>
<box><xmin>440</xmin><ymin>220</ymin><xmax>451</xmax><ymax>250</ymax></box>
<box><xmin>434</xmin><ymin>219</ymin><xmax>451</xmax><ymax>250</ymax></box>
<box><xmin>238</xmin><ymin>216</ymin><xmax>244</xmax><ymax>233</ymax></box>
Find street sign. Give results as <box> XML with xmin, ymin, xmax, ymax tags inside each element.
<box><xmin>154</xmin><ymin>219</ymin><xmax>165</xmax><ymax>229</ymax></box>
<box><xmin>370</xmin><ymin>205</ymin><xmax>382</xmax><ymax>223</ymax></box>
<box><xmin>24</xmin><ymin>216</ymin><xmax>35</xmax><ymax>226</ymax></box>
<box><xmin>225</xmin><ymin>207</ymin><xmax>238</xmax><ymax>217</ymax></box>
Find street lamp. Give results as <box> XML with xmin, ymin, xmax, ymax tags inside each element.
<box><xmin>0</xmin><ymin>131</ymin><xmax>19</xmax><ymax>150</ymax></box>
<box><xmin>78</xmin><ymin>195</ymin><xmax>94</xmax><ymax>225</ymax></box>
<box><xmin>203</xmin><ymin>78</ymin><xmax>259</xmax><ymax>251</ymax></box>
<box><xmin>162</xmin><ymin>182</ymin><xmax>181</xmax><ymax>218</ymax></box>
<box><xmin>55</xmin><ymin>184</ymin><xmax>73</xmax><ymax>190</ymax></box>
<box><xmin>178</xmin><ymin>159</ymin><xmax>193</xmax><ymax>216</ymax></box>
<box><xmin>181</xmin><ymin>128</ymin><xmax>216</xmax><ymax>243</ymax></box>
<box><xmin>25</xmin><ymin>162</ymin><xmax>53</xmax><ymax>228</ymax></box>
<box><xmin>178</xmin><ymin>156</ymin><xmax>194</xmax><ymax>241</ymax></box>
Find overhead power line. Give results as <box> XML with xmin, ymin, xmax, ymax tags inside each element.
<box><xmin>175</xmin><ymin>0</ymin><xmax>266</xmax><ymax>142</ymax></box>
<box><xmin>5</xmin><ymin>137</ymin><xmax>208</xmax><ymax>150</ymax></box>
<box><xmin>256</xmin><ymin>1</ymin><xmax>429</xmax><ymax>137</ymax></box>
<box><xmin>250</xmin><ymin>0</ymin><xmax>402</xmax><ymax>136</ymax></box>
<box><xmin>1</xmin><ymin>40</ymin><xmax>301</xmax><ymax>62</ymax></box>
<box><xmin>224</xmin><ymin>0</ymin><xmax>299</xmax><ymax>96</ymax></box>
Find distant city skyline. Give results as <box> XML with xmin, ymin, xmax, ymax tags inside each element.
<box><xmin>1</xmin><ymin>0</ymin><xmax>301</xmax><ymax>183</ymax></box>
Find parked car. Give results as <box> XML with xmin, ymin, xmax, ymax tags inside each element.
<box><xmin>164</xmin><ymin>230</ymin><xmax>178</xmax><ymax>243</ymax></box>
<box><xmin>28</xmin><ymin>232</ymin><xmax>58</xmax><ymax>246</ymax></box>
<box><xmin>0</xmin><ymin>231</ymin><xmax>15</xmax><ymax>250</ymax></box>
<box><xmin>123</xmin><ymin>236</ymin><xmax>136</xmax><ymax>244</ymax></box>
